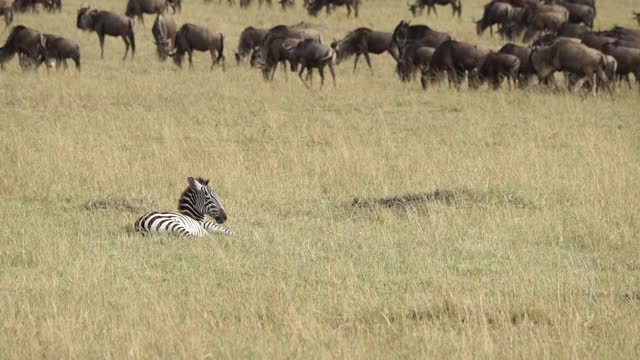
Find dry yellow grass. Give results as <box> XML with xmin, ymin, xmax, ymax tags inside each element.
<box><xmin>1</xmin><ymin>0</ymin><xmax>640</xmax><ymax>358</ymax></box>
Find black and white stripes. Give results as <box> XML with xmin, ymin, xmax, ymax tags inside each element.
<box><xmin>135</xmin><ymin>177</ymin><xmax>235</xmax><ymax>237</ymax></box>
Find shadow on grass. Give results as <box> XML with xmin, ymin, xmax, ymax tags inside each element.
<box><xmin>81</xmin><ymin>195</ymin><xmax>157</xmax><ymax>213</ymax></box>
<box><xmin>351</xmin><ymin>188</ymin><xmax>537</xmax><ymax>210</ymax></box>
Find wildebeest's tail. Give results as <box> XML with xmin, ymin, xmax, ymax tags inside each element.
<box><xmin>128</xmin><ymin>19</ymin><xmax>136</xmax><ymax>56</ymax></box>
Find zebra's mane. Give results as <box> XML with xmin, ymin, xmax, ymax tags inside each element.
<box><xmin>178</xmin><ymin>177</ymin><xmax>210</xmax><ymax>221</ymax></box>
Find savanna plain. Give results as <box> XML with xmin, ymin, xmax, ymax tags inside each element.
<box><xmin>1</xmin><ymin>0</ymin><xmax>640</xmax><ymax>357</ymax></box>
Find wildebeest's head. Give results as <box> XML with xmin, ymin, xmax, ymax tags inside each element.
<box><xmin>393</xmin><ymin>20</ymin><xmax>411</xmax><ymax>48</ymax></box>
<box><xmin>76</xmin><ymin>6</ymin><xmax>96</xmax><ymax>31</ymax></box>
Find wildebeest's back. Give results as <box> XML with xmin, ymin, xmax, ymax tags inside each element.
<box><xmin>498</xmin><ymin>43</ymin><xmax>532</xmax><ymax>73</ymax></box>
<box><xmin>553</xmin><ymin>42</ymin><xmax>604</xmax><ymax>75</ymax></box>
<box><xmin>96</xmin><ymin>11</ymin><xmax>133</xmax><ymax>36</ymax></box>
<box><xmin>181</xmin><ymin>24</ymin><xmax>221</xmax><ymax>51</ymax></box>
<box><xmin>366</xmin><ymin>31</ymin><xmax>394</xmax><ymax>54</ymax></box>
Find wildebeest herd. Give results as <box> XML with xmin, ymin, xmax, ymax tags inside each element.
<box><xmin>0</xmin><ymin>0</ymin><xmax>639</xmax><ymax>94</ymax></box>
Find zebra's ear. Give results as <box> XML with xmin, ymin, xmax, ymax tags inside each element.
<box><xmin>188</xmin><ymin>177</ymin><xmax>203</xmax><ymax>191</ymax></box>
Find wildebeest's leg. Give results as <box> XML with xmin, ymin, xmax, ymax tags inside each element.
<box><xmin>122</xmin><ymin>35</ymin><xmax>130</xmax><ymax>61</ymax></box>
<box><xmin>318</xmin><ymin>66</ymin><xmax>325</xmax><ymax>89</ymax></box>
<box><xmin>281</xmin><ymin>61</ymin><xmax>288</xmax><ymax>81</ymax></box>
<box><xmin>353</xmin><ymin>53</ymin><xmax>360</xmax><ymax>73</ymax></box>
<box><xmin>210</xmin><ymin>48</ymin><xmax>216</xmax><ymax>70</ymax></box>
<box><xmin>188</xmin><ymin>49</ymin><xmax>194</xmax><ymax>69</ymax></box>
<box><xmin>364</xmin><ymin>52</ymin><xmax>373</xmax><ymax>73</ymax></box>
<box><xmin>432</xmin><ymin>5</ymin><xmax>438</xmax><ymax>16</ymax></box>
<box><xmin>98</xmin><ymin>33</ymin><xmax>106</xmax><ymax>59</ymax></box>
<box><xmin>298</xmin><ymin>66</ymin><xmax>310</xmax><ymax>88</ymax></box>
<box><xmin>328</xmin><ymin>61</ymin><xmax>336</xmax><ymax>87</ymax></box>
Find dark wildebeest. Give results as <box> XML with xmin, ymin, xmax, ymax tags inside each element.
<box><xmin>152</xmin><ymin>13</ymin><xmax>177</xmax><ymax>61</ymax></box>
<box><xmin>76</xmin><ymin>7</ymin><xmax>136</xmax><ymax>60</ymax></box>
<box><xmin>521</xmin><ymin>4</ymin><xmax>570</xmax><ymax>42</ymax></box>
<box><xmin>530</xmin><ymin>41</ymin><xmax>608</xmax><ymax>95</ymax></box>
<box><xmin>235</xmin><ymin>26</ymin><xmax>268</xmax><ymax>64</ymax></box>
<box><xmin>0</xmin><ymin>0</ymin><xmax>13</xmax><ymax>27</ymax></box>
<box><xmin>530</xmin><ymin>34</ymin><xmax>580</xmax><ymax>47</ymax></box>
<box><xmin>475</xmin><ymin>1</ymin><xmax>516</xmax><ymax>36</ymax></box>
<box><xmin>547</xmin><ymin>0</ymin><xmax>594</xmax><ymax>28</ymax></box>
<box><xmin>395</xmin><ymin>46</ymin><xmax>435</xmax><ymax>82</ymax></box>
<box><xmin>167</xmin><ymin>23</ymin><xmax>225</xmax><ymax>70</ymax></box>
<box><xmin>306</xmin><ymin>0</ymin><xmax>359</xmax><ymax>18</ymax></box>
<box><xmin>477</xmin><ymin>52</ymin><xmax>520</xmax><ymax>89</ymax></box>
<box><xmin>580</xmin><ymin>32</ymin><xmax>616</xmax><ymax>50</ymax></box>
<box><xmin>41</xmin><ymin>34</ymin><xmax>81</xmax><ymax>71</ymax></box>
<box><xmin>256</xmin><ymin>24</ymin><xmax>322</xmax><ymax>80</ymax></box>
<box><xmin>493</xmin><ymin>0</ymin><xmax>540</xmax><ymax>6</ymax></box>
<box><xmin>125</xmin><ymin>0</ymin><xmax>168</xmax><ymax>26</ymax></box>
<box><xmin>330</xmin><ymin>28</ymin><xmax>399</xmax><ymax>73</ymax></box>
<box><xmin>0</xmin><ymin>25</ymin><xmax>46</xmax><ymax>69</ymax></box>
<box><xmin>284</xmin><ymin>38</ymin><xmax>336</xmax><ymax>88</ymax></box>
<box><xmin>408</xmin><ymin>0</ymin><xmax>462</xmax><ymax>17</ymax></box>
<box><xmin>634</xmin><ymin>12</ymin><xmax>640</xmax><ymax>26</ymax></box>
<box><xmin>498</xmin><ymin>43</ymin><xmax>534</xmax><ymax>86</ymax></box>
<box><xmin>601</xmin><ymin>42</ymin><xmax>640</xmax><ymax>92</ymax></box>
<box><xmin>423</xmin><ymin>40</ymin><xmax>491</xmax><ymax>89</ymax></box>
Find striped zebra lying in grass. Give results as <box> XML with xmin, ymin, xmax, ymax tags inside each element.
<box><xmin>135</xmin><ymin>177</ymin><xmax>235</xmax><ymax>236</ymax></box>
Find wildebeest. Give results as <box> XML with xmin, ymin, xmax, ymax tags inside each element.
<box><xmin>0</xmin><ymin>0</ymin><xmax>13</xmax><ymax>27</ymax></box>
<box><xmin>423</xmin><ymin>40</ymin><xmax>491</xmax><ymax>89</ymax></box>
<box><xmin>41</xmin><ymin>34</ymin><xmax>81</xmax><ymax>70</ymax></box>
<box><xmin>475</xmin><ymin>1</ymin><xmax>516</xmax><ymax>36</ymax></box>
<box><xmin>521</xmin><ymin>4</ymin><xmax>570</xmax><ymax>42</ymax></box>
<box><xmin>530</xmin><ymin>41</ymin><xmax>608</xmax><ymax>95</ymax></box>
<box><xmin>167</xmin><ymin>23</ymin><xmax>225</xmax><ymax>70</ymax></box>
<box><xmin>556</xmin><ymin>22</ymin><xmax>590</xmax><ymax>38</ymax></box>
<box><xmin>125</xmin><ymin>0</ymin><xmax>168</xmax><ymax>25</ymax></box>
<box><xmin>306</xmin><ymin>0</ymin><xmax>359</xmax><ymax>18</ymax></box>
<box><xmin>549</xmin><ymin>0</ymin><xmax>594</xmax><ymax>28</ymax></box>
<box><xmin>0</xmin><ymin>25</ymin><xmax>46</xmax><ymax>69</ymax></box>
<box><xmin>601</xmin><ymin>42</ymin><xmax>640</xmax><ymax>92</ymax></box>
<box><xmin>152</xmin><ymin>13</ymin><xmax>177</xmax><ymax>61</ymax></box>
<box><xmin>497</xmin><ymin>42</ymin><xmax>534</xmax><ymax>85</ymax></box>
<box><xmin>408</xmin><ymin>0</ymin><xmax>462</xmax><ymax>17</ymax></box>
<box><xmin>284</xmin><ymin>38</ymin><xmax>336</xmax><ymax>88</ymax></box>
<box><xmin>256</xmin><ymin>24</ymin><xmax>322</xmax><ymax>80</ymax></box>
<box><xmin>395</xmin><ymin>46</ymin><xmax>434</xmax><ymax>82</ymax></box>
<box><xmin>235</xmin><ymin>26</ymin><xmax>268</xmax><ymax>64</ymax></box>
<box><xmin>477</xmin><ymin>52</ymin><xmax>520</xmax><ymax>89</ymax></box>
<box><xmin>76</xmin><ymin>7</ymin><xmax>136</xmax><ymax>60</ymax></box>
<box><xmin>392</xmin><ymin>20</ymin><xmax>452</xmax><ymax>58</ymax></box>
<box><xmin>635</xmin><ymin>12</ymin><xmax>640</xmax><ymax>26</ymax></box>
<box><xmin>330</xmin><ymin>28</ymin><xmax>399</xmax><ymax>73</ymax></box>
<box><xmin>580</xmin><ymin>32</ymin><xmax>616</xmax><ymax>50</ymax></box>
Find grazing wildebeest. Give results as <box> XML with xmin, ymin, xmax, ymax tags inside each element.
<box><xmin>257</xmin><ymin>24</ymin><xmax>322</xmax><ymax>80</ymax></box>
<box><xmin>498</xmin><ymin>43</ymin><xmax>534</xmax><ymax>85</ymax></box>
<box><xmin>601</xmin><ymin>42</ymin><xmax>640</xmax><ymax>92</ymax></box>
<box><xmin>521</xmin><ymin>4</ymin><xmax>570</xmax><ymax>42</ymax></box>
<box><xmin>530</xmin><ymin>41</ymin><xmax>608</xmax><ymax>95</ymax></box>
<box><xmin>167</xmin><ymin>23</ymin><xmax>225</xmax><ymax>70</ymax></box>
<box><xmin>41</xmin><ymin>34</ymin><xmax>81</xmax><ymax>71</ymax></box>
<box><xmin>330</xmin><ymin>28</ymin><xmax>399</xmax><ymax>73</ymax></box>
<box><xmin>392</xmin><ymin>20</ymin><xmax>452</xmax><ymax>58</ymax></box>
<box><xmin>635</xmin><ymin>12</ymin><xmax>640</xmax><ymax>26</ymax></box>
<box><xmin>284</xmin><ymin>38</ymin><xmax>336</xmax><ymax>88</ymax></box>
<box><xmin>493</xmin><ymin>0</ymin><xmax>540</xmax><ymax>6</ymax></box>
<box><xmin>306</xmin><ymin>0</ymin><xmax>359</xmax><ymax>18</ymax></box>
<box><xmin>0</xmin><ymin>25</ymin><xmax>46</xmax><ymax>69</ymax></box>
<box><xmin>76</xmin><ymin>7</ymin><xmax>136</xmax><ymax>60</ymax></box>
<box><xmin>395</xmin><ymin>46</ymin><xmax>435</xmax><ymax>82</ymax></box>
<box><xmin>125</xmin><ymin>0</ymin><xmax>168</xmax><ymax>26</ymax></box>
<box><xmin>477</xmin><ymin>52</ymin><xmax>520</xmax><ymax>89</ymax></box>
<box><xmin>235</xmin><ymin>26</ymin><xmax>268</xmax><ymax>64</ymax></box>
<box><xmin>475</xmin><ymin>1</ymin><xmax>517</xmax><ymax>36</ymax></box>
<box><xmin>423</xmin><ymin>40</ymin><xmax>491</xmax><ymax>89</ymax></box>
<box><xmin>0</xmin><ymin>0</ymin><xmax>13</xmax><ymax>27</ymax></box>
<box><xmin>152</xmin><ymin>13</ymin><xmax>177</xmax><ymax>61</ymax></box>
<box><xmin>408</xmin><ymin>0</ymin><xmax>462</xmax><ymax>17</ymax></box>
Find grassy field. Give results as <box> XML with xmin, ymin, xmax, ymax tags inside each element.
<box><xmin>1</xmin><ymin>0</ymin><xmax>640</xmax><ymax>357</ymax></box>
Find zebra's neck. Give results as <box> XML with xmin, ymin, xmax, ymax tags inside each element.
<box><xmin>178</xmin><ymin>192</ymin><xmax>205</xmax><ymax>222</ymax></box>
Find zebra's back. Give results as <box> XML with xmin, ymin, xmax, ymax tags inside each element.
<box><xmin>135</xmin><ymin>211</ymin><xmax>207</xmax><ymax>237</ymax></box>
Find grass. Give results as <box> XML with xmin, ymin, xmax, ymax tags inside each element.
<box><xmin>1</xmin><ymin>0</ymin><xmax>640</xmax><ymax>358</ymax></box>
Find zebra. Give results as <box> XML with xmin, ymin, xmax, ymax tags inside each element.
<box><xmin>134</xmin><ymin>177</ymin><xmax>235</xmax><ymax>237</ymax></box>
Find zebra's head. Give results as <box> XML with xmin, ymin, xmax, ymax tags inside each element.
<box><xmin>179</xmin><ymin>177</ymin><xmax>228</xmax><ymax>224</ymax></box>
